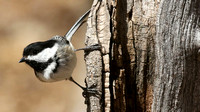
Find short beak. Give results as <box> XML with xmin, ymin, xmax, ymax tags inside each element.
<box><xmin>19</xmin><ymin>57</ymin><xmax>26</xmax><ymax>63</ymax></box>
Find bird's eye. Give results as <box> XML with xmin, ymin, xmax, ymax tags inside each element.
<box><xmin>32</xmin><ymin>50</ymin><xmax>38</xmax><ymax>54</ymax></box>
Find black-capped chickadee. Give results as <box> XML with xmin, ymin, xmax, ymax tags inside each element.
<box><xmin>19</xmin><ymin>10</ymin><xmax>100</xmax><ymax>91</ymax></box>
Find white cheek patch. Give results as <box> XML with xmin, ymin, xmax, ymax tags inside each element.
<box><xmin>27</xmin><ymin>44</ymin><xmax>59</xmax><ymax>62</ymax></box>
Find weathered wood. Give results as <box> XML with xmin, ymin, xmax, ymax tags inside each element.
<box><xmin>84</xmin><ymin>0</ymin><xmax>111</xmax><ymax>112</ymax></box>
<box><xmin>110</xmin><ymin>0</ymin><xmax>159</xmax><ymax>111</ymax></box>
<box><xmin>153</xmin><ymin>0</ymin><xmax>200</xmax><ymax>111</ymax></box>
<box><xmin>85</xmin><ymin>0</ymin><xmax>200</xmax><ymax>112</ymax></box>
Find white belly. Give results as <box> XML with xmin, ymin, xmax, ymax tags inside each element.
<box><xmin>35</xmin><ymin>66</ymin><xmax>74</xmax><ymax>82</ymax></box>
<box><xmin>35</xmin><ymin>54</ymin><xmax>77</xmax><ymax>82</ymax></box>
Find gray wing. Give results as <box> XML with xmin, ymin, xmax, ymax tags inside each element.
<box><xmin>65</xmin><ymin>9</ymin><xmax>90</xmax><ymax>42</ymax></box>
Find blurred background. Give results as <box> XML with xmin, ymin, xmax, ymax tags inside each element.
<box><xmin>0</xmin><ymin>0</ymin><xmax>92</xmax><ymax>112</ymax></box>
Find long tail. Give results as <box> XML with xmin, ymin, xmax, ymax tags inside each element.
<box><xmin>65</xmin><ymin>9</ymin><xmax>90</xmax><ymax>42</ymax></box>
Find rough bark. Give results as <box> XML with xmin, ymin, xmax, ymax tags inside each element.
<box><xmin>84</xmin><ymin>0</ymin><xmax>111</xmax><ymax>112</ymax></box>
<box><xmin>153</xmin><ymin>0</ymin><xmax>200</xmax><ymax>111</ymax></box>
<box><xmin>110</xmin><ymin>0</ymin><xmax>159</xmax><ymax>111</ymax></box>
<box><xmin>85</xmin><ymin>0</ymin><xmax>200</xmax><ymax>112</ymax></box>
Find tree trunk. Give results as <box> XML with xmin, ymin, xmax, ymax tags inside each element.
<box><xmin>84</xmin><ymin>0</ymin><xmax>200</xmax><ymax>112</ymax></box>
<box><xmin>84</xmin><ymin>0</ymin><xmax>111</xmax><ymax>111</ymax></box>
<box><xmin>153</xmin><ymin>0</ymin><xmax>200</xmax><ymax>111</ymax></box>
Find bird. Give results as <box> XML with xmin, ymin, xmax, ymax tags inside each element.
<box><xmin>19</xmin><ymin>9</ymin><xmax>100</xmax><ymax>91</ymax></box>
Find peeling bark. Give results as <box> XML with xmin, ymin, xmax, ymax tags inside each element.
<box><xmin>84</xmin><ymin>0</ymin><xmax>111</xmax><ymax>112</ymax></box>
